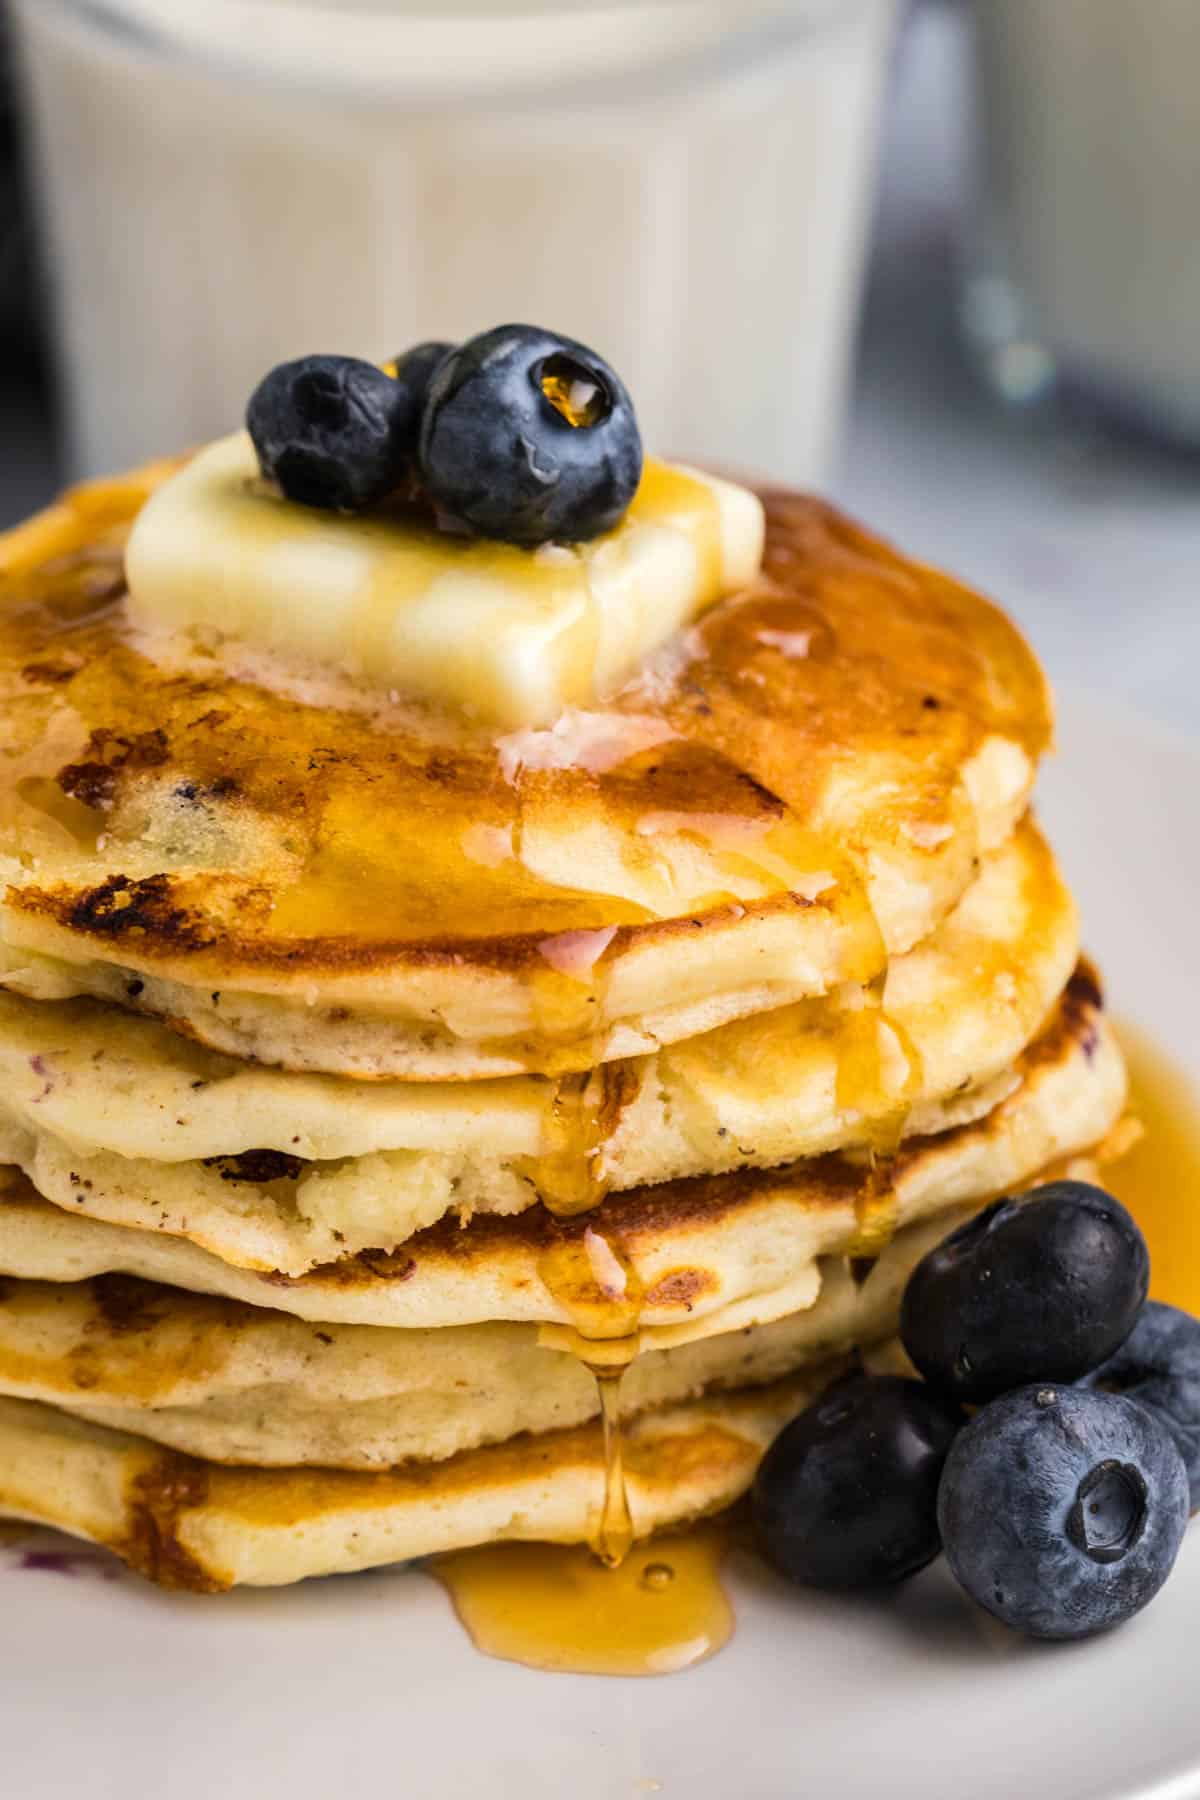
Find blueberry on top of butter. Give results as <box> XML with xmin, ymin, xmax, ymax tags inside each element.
<box><xmin>247</xmin><ymin>354</ymin><xmax>416</xmax><ymax>513</ymax></box>
<box><xmin>419</xmin><ymin>324</ymin><xmax>643</xmax><ymax>545</ymax></box>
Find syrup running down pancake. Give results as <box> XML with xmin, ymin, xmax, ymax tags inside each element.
<box><xmin>0</xmin><ymin>1168</ymin><xmax>1116</xmax><ymax>1596</ymax></box>
<box><xmin>0</xmin><ymin>967</ymin><xmax>1125</xmax><ymax>1336</ymax></box>
<box><xmin>0</xmin><ymin>410</ymin><xmax>1124</xmax><ymax>1641</ymax></box>
<box><xmin>0</xmin><ymin>818</ymin><xmax>1078</xmax><ymax>1268</ymax></box>
<box><xmin>0</xmin><ymin>473</ymin><xmax>1050</xmax><ymax>1079</ymax></box>
<box><xmin>0</xmin><ymin>1208</ymin><xmax>971</xmax><ymax>1470</ymax></box>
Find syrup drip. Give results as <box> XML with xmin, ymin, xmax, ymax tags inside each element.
<box><xmin>428</xmin><ymin>1523</ymin><xmax>735</xmax><ymax>1678</ymax></box>
<box><xmin>523</xmin><ymin>800</ymin><xmax>909</xmax><ymax>1571</ymax></box>
<box><xmin>835</xmin><ymin>969</ymin><xmax>924</xmax><ymax>1256</ymax></box>
<box><xmin>1108</xmin><ymin>1021</ymin><xmax>1200</xmax><ymax>1314</ymax></box>
<box><xmin>521</xmin><ymin>933</ymin><xmax>643</xmax><ymax>1561</ymax></box>
<box><xmin>527</xmin><ymin>1069</ymin><xmax>613</xmax><ymax>1215</ymax></box>
<box><xmin>536</xmin><ymin>1227</ymin><xmax>645</xmax><ymax>1341</ymax></box>
<box><xmin>490</xmin><ymin>764</ymin><xmax>623</xmax><ymax>1076</ymax></box>
<box><xmin>594</xmin><ymin>1367</ymin><xmax>635</xmax><ymax>1568</ymax></box>
<box><xmin>537</xmin><ymin>1228</ymin><xmax>643</xmax><ymax>1565</ymax></box>
<box><xmin>521</xmin><ymin>888</ymin><xmax>641</xmax><ymax>1567</ymax></box>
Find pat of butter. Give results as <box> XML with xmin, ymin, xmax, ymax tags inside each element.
<box><xmin>124</xmin><ymin>431</ymin><xmax>764</xmax><ymax>728</ymax></box>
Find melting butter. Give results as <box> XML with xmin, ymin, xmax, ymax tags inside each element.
<box><xmin>124</xmin><ymin>433</ymin><xmax>764</xmax><ymax>728</ymax></box>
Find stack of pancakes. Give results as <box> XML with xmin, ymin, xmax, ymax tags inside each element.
<box><xmin>0</xmin><ymin>475</ymin><xmax>1126</xmax><ymax>1589</ymax></box>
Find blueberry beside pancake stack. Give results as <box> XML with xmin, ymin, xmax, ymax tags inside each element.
<box><xmin>0</xmin><ymin>329</ymin><xmax>1127</xmax><ymax>1590</ymax></box>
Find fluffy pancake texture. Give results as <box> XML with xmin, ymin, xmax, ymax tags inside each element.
<box><xmin>0</xmin><ymin>1375</ymin><xmax>836</xmax><ymax>1590</ymax></box>
<box><xmin>0</xmin><ymin>971</ymin><xmax>1126</xmax><ymax>1333</ymax></box>
<box><xmin>0</xmin><ymin>463</ymin><xmax>1121</xmax><ymax>1599</ymax></box>
<box><xmin>0</xmin><ymin>1159</ymin><xmax>1103</xmax><ymax>1594</ymax></box>
<box><xmin>0</xmin><ymin>821</ymin><xmax>1077</xmax><ymax>1265</ymax></box>
<box><xmin>0</xmin><ymin>1207</ymin><xmax>958</xmax><ymax>1470</ymax></box>
<box><xmin>0</xmin><ymin>471</ymin><xmax>1050</xmax><ymax>1078</ymax></box>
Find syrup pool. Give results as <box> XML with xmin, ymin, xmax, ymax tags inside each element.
<box><xmin>428</xmin><ymin>1523</ymin><xmax>734</xmax><ymax>1678</ymax></box>
<box><xmin>1108</xmin><ymin>1022</ymin><xmax>1200</xmax><ymax>1314</ymax></box>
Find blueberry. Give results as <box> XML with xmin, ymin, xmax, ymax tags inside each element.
<box><xmin>1084</xmin><ymin>1301</ymin><xmax>1200</xmax><ymax>1509</ymax></box>
<box><xmin>752</xmin><ymin>1374</ymin><xmax>962</xmax><ymax>1589</ymax></box>
<box><xmin>900</xmin><ymin>1182</ymin><xmax>1149</xmax><ymax>1403</ymax></box>
<box><xmin>419</xmin><ymin>324</ymin><xmax>643</xmax><ymax>544</ymax></box>
<box><xmin>939</xmin><ymin>1384</ymin><xmax>1188</xmax><ymax>1639</ymax></box>
<box><xmin>247</xmin><ymin>354</ymin><xmax>415</xmax><ymax>512</ymax></box>
<box><xmin>391</xmin><ymin>340</ymin><xmax>455</xmax><ymax>420</ymax></box>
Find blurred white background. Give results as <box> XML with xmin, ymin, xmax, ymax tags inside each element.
<box><xmin>837</xmin><ymin>1</ymin><xmax>1200</xmax><ymax>733</ymax></box>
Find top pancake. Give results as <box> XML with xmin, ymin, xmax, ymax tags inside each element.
<box><xmin>0</xmin><ymin>468</ymin><xmax>1050</xmax><ymax>1079</ymax></box>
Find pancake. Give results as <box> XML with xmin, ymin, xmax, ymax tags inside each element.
<box><xmin>0</xmin><ymin>822</ymin><xmax>1077</xmax><ymax>1264</ymax></box>
<box><xmin>0</xmin><ymin>971</ymin><xmax>1127</xmax><ymax>1337</ymax></box>
<box><xmin>0</xmin><ymin>472</ymin><xmax>1050</xmax><ymax>1079</ymax></box>
<box><xmin>0</xmin><ymin>1372</ymin><xmax>837</xmax><ymax>1590</ymax></box>
<box><xmin>0</xmin><ymin>1206</ymin><xmax>961</xmax><ymax>1470</ymax></box>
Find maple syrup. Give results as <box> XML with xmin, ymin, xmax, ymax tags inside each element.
<box><xmin>429</xmin><ymin>1522</ymin><xmax>734</xmax><ymax>1677</ymax></box>
<box><xmin>834</xmin><ymin>968</ymin><xmax>923</xmax><ymax>1256</ymax></box>
<box><xmin>519</xmin><ymin>755</ymin><xmax>914</xmax><ymax>1573</ymax></box>
<box><xmin>0</xmin><ymin>458</ymin><xmax>1056</xmax><ymax>1670</ymax></box>
<box><xmin>1108</xmin><ymin>1022</ymin><xmax>1200</xmax><ymax>1313</ymax></box>
<box><xmin>536</xmin><ymin>1225</ymin><xmax>644</xmax><ymax>1564</ymax></box>
<box><xmin>0</xmin><ymin>475</ymin><xmax>1049</xmax><ymax>1024</ymax></box>
<box><xmin>594</xmin><ymin>1368</ymin><xmax>635</xmax><ymax>1568</ymax></box>
<box><xmin>524</xmin><ymin>1072</ymin><xmax>611</xmax><ymax>1214</ymax></box>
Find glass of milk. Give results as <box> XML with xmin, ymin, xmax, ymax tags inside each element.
<box><xmin>963</xmin><ymin>0</ymin><xmax>1200</xmax><ymax>446</ymax></box>
<box><xmin>9</xmin><ymin>0</ymin><xmax>897</xmax><ymax>484</ymax></box>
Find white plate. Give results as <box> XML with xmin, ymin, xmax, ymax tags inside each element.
<box><xmin>3</xmin><ymin>693</ymin><xmax>1198</xmax><ymax>1800</ymax></box>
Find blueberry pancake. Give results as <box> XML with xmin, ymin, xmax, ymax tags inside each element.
<box><xmin>0</xmin><ymin>450</ymin><xmax>1047</xmax><ymax>1081</ymax></box>
<box><xmin>0</xmin><ymin>326</ymin><xmax>1130</xmax><ymax>1603</ymax></box>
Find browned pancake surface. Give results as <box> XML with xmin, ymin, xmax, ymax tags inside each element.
<box><xmin>0</xmin><ymin>476</ymin><xmax>1049</xmax><ymax>991</ymax></box>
